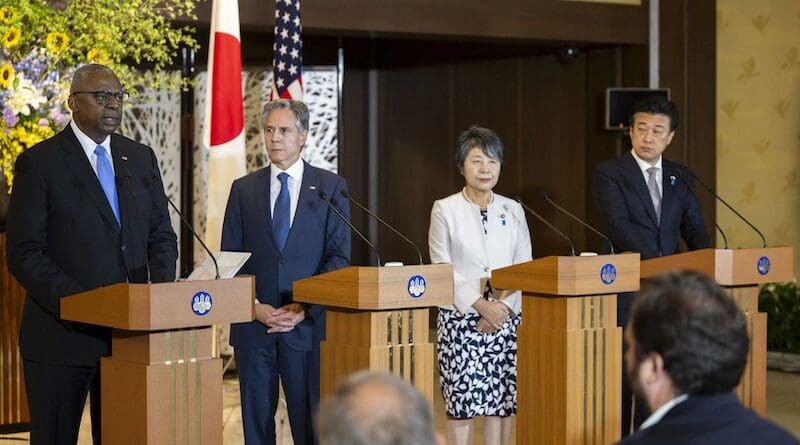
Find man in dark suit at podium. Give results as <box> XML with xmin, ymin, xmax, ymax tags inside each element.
<box><xmin>618</xmin><ymin>271</ymin><xmax>799</xmax><ymax>445</ymax></box>
<box><xmin>6</xmin><ymin>64</ymin><xmax>178</xmax><ymax>444</ymax></box>
<box><xmin>222</xmin><ymin>99</ymin><xmax>350</xmax><ymax>445</ymax></box>
<box><xmin>592</xmin><ymin>96</ymin><xmax>711</xmax><ymax>435</ymax></box>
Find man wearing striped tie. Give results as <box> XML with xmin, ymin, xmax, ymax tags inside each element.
<box><xmin>592</xmin><ymin>96</ymin><xmax>711</xmax><ymax>438</ymax></box>
<box><xmin>6</xmin><ymin>64</ymin><xmax>178</xmax><ymax>444</ymax></box>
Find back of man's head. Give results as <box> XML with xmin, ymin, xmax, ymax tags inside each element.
<box><xmin>318</xmin><ymin>371</ymin><xmax>438</xmax><ymax>445</ymax></box>
<box><xmin>630</xmin><ymin>270</ymin><xmax>748</xmax><ymax>395</ymax></box>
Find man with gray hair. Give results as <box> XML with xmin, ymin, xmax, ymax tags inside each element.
<box><xmin>318</xmin><ymin>372</ymin><xmax>445</xmax><ymax>445</ymax></box>
<box><xmin>222</xmin><ymin>99</ymin><xmax>351</xmax><ymax>444</ymax></box>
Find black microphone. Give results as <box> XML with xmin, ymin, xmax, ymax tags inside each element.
<box><xmin>165</xmin><ymin>195</ymin><xmax>220</xmax><ymax>279</ymax></box>
<box><xmin>686</xmin><ymin>171</ymin><xmax>766</xmax><ymax>248</ymax></box>
<box><xmin>122</xmin><ymin>169</ymin><xmax>152</xmax><ymax>283</ymax></box>
<box><xmin>513</xmin><ymin>196</ymin><xmax>575</xmax><ymax>256</ymax></box>
<box><xmin>319</xmin><ymin>191</ymin><xmax>382</xmax><ymax>267</ymax></box>
<box><xmin>539</xmin><ymin>191</ymin><xmax>616</xmax><ymax>255</ymax></box>
<box><xmin>672</xmin><ymin>171</ymin><xmax>729</xmax><ymax>249</ymax></box>
<box><xmin>340</xmin><ymin>190</ymin><xmax>423</xmax><ymax>265</ymax></box>
<box><xmin>684</xmin><ymin>170</ymin><xmax>767</xmax><ymax>247</ymax></box>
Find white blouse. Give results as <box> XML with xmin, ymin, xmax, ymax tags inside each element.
<box><xmin>428</xmin><ymin>191</ymin><xmax>533</xmax><ymax>314</ymax></box>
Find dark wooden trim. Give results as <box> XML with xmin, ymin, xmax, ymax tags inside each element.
<box><xmin>189</xmin><ymin>0</ymin><xmax>648</xmax><ymax>45</ymax></box>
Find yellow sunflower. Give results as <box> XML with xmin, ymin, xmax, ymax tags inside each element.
<box><xmin>2</xmin><ymin>26</ymin><xmax>20</xmax><ymax>49</ymax></box>
<box><xmin>46</xmin><ymin>32</ymin><xmax>70</xmax><ymax>54</ymax></box>
<box><xmin>0</xmin><ymin>7</ymin><xmax>15</xmax><ymax>25</ymax></box>
<box><xmin>86</xmin><ymin>48</ymin><xmax>109</xmax><ymax>64</ymax></box>
<box><xmin>0</xmin><ymin>64</ymin><xmax>13</xmax><ymax>89</ymax></box>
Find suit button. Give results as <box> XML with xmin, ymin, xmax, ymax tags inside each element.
<box><xmin>121</xmin><ymin>245</ymin><xmax>127</xmax><ymax>251</ymax></box>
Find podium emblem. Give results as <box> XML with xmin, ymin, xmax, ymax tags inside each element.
<box><xmin>408</xmin><ymin>275</ymin><xmax>426</xmax><ymax>298</ymax></box>
<box><xmin>191</xmin><ymin>291</ymin><xmax>213</xmax><ymax>316</ymax></box>
<box><xmin>757</xmin><ymin>256</ymin><xmax>771</xmax><ymax>275</ymax></box>
<box><xmin>600</xmin><ymin>264</ymin><xmax>617</xmax><ymax>285</ymax></box>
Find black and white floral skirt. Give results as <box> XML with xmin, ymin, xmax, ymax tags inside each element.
<box><xmin>437</xmin><ymin>308</ymin><xmax>521</xmax><ymax>419</ymax></box>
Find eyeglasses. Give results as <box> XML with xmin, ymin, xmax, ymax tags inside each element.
<box><xmin>71</xmin><ymin>90</ymin><xmax>129</xmax><ymax>105</ymax></box>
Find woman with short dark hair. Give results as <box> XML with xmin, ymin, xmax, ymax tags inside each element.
<box><xmin>428</xmin><ymin>125</ymin><xmax>532</xmax><ymax>445</ymax></box>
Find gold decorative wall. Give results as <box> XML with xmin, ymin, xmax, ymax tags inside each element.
<box><xmin>717</xmin><ymin>0</ymin><xmax>800</xmax><ymax>280</ymax></box>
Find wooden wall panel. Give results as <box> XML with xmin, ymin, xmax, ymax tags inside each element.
<box><xmin>0</xmin><ymin>233</ymin><xmax>29</xmax><ymax>429</ymax></box>
<box><xmin>660</xmin><ymin>0</ymin><xmax>718</xmax><ymax>244</ymax></box>
<box><xmin>191</xmin><ymin>0</ymin><xmax>648</xmax><ymax>45</ymax></box>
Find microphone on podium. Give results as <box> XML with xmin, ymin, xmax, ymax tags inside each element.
<box><xmin>120</xmin><ymin>169</ymin><xmax>152</xmax><ymax>283</ymax></box>
<box><xmin>539</xmin><ymin>191</ymin><xmax>616</xmax><ymax>254</ymax></box>
<box><xmin>673</xmin><ymin>170</ymin><xmax>729</xmax><ymax>249</ymax></box>
<box><xmin>513</xmin><ymin>196</ymin><xmax>576</xmax><ymax>256</ymax></box>
<box><xmin>165</xmin><ymin>196</ymin><xmax>221</xmax><ymax>279</ymax></box>
<box><xmin>318</xmin><ymin>191</ymin><xmax>382</xmax><ymax>267</ymax></box>
<box><xmin>340</xmin><ymin>190</ymin><xmax>423</xmax><ymax>265</ymax></box>
<box><xmin>683</xmin><ymin>171</ymin><xmax>766</xmax><ymax>248</ymax></box>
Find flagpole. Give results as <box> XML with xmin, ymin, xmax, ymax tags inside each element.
<box><xmin>179</xmin><ymin>45</ymin><xmax>196</xmax><ymax>278</ymax></box>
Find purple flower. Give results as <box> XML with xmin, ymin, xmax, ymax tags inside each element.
<box><xmin>48</xmin><ymin>106</ymin><xmax>69</xmax><ymax>127</ymax></box>
<box><xmin>3</xmin><ymin>107</ymin><xmax>18</xmax><ymax>127</ymax></box>
<box><xmin>38</xmin><ymin>117</ymin><xmax>49</xmax><ymax>127</ymax></box>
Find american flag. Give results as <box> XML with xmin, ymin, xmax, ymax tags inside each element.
<box><xmin>270</xmin><ymin>0</ymin><xmax>303</xmax><ymax>100</ymax></box>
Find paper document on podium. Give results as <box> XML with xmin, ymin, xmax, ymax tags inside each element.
<box><xmin>187</xmin><ymin>251</ymin><xmax>251</xmax><ymax>280</ymax></box>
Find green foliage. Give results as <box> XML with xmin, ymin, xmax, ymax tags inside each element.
<box><xmin>0</xmin><ymin>0</ymin><xmax>199</xmax><ymax>187</ymax></box>
<box><xmin>759</xmin><ymin>281</ymin><xmax>800</xmax><ymax>353</ymax></box>
<box><xmin>1</xmin><ymin>0</ymin><xmax>199</xmax><ymax>92</ymax></box>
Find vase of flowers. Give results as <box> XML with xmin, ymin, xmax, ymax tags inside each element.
<box><xmin>0</xmin><ymin>0</ymin><xmax>198</xmax><ymax>195</ymax></box>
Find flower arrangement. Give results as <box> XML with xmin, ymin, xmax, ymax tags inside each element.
<box><xmin>0</xmin><ymin>0</ymin><xmax>198</xmax><ymax>188</ymax></box>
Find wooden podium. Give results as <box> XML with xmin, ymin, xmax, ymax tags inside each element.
<box><xmin>641</xmin><ymin>246</ymin><xmax>794</xmax><ymax>415</ymax></box>
<box><xmin>492</xmin><ymin>253</ymin><xmax>640</xmax><ymax>445</ymax></box>
<box><xmin>61</xmin><ymin>277</ymin><xmax>255</xmax><ymax>445</ymax></box>
<box><xmin>293</xmin><ymin>264</ymin><xmax>453</xmax><ymax>404</ymax></box>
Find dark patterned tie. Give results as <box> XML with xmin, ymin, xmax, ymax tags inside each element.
<box><xmin>95</xmin><ymin>145</ymin><xmax>120</xmax><ymax>224</ymax></box>
<box><xmin>273</xmin><ymin>172</ymin><xmax>290</xmax><ymax>251</ymax></box>
<box><xmin>647</xmin><ymin>166</ymin><xmax>661</xmax><ymax>223</ymax></box>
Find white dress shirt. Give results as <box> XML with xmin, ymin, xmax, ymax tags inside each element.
<box><xmin>70</xmin><ymin>120</ymin><xmax>114</xmax><ymax>176</ymax></box>
<box><xmin>428</xmin><ymin>191</ymin><xmax>533</xmax><ymax>314</ymax></box>
<box><xmin>639</xmin><ymin>394</ymin><xmax>689</xmax><ymax>430</ymax></box>
<box><xmin>269</xmin><ymin>159</ymin><xmax>304</xmax><ymax>227</ymax></box>
<box><xmin>631</xmin><ymin>148</ymin><xmax>662</xmax><ymax>196</ymax></box>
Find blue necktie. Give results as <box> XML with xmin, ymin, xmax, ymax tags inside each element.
<box><xmin>95</xmin><ymin>145</ymin><xmax>120</xmax><ymax>224</ymax></box>
<box><xmin>273</xmin><ymin>172</ymin><xmax>290</xmax><ymax>251</ymax></box>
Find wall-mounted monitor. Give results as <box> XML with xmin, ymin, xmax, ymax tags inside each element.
<box><xmin>605</xmin><ymin>87</ymin><xmax>670</xmax><ymax>131</ymax></box>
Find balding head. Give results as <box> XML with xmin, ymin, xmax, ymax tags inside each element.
<box><xmin>318</xmin><ymin>372</ymin><xmax>440</xmax><ymax>445</ymax></box>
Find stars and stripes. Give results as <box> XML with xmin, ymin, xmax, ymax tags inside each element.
<box><xmin>270</xmin><ymin>0</ymin><xmax>303</xmax><ymax>100</ymax></box>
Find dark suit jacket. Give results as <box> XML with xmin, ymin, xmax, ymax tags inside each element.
<box><xmin>6</xmin><ymin>125</ymin><xmax>178</xmax><ymax>366</ymax></box>
<box><xmin>221</xmin><ymin>162</ymin><xmax>351</xmax><ymax>352</ymax></box>
<box><xmin>593</xmin><ymin>152</ymin><xmax>711</xmax><ymax>260</ymax></box>
<box><xmin>617</xmin><ymin>393</ymin><xmax>800</xmax><ymax>445</ymax></box>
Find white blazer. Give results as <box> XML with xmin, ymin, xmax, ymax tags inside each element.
<box><xmin>428</xmin><ymin>191</ymin><xmax>533</xmax><ymax>314</ymax></box>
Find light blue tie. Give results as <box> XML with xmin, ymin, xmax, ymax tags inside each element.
<box><xmin>273</xmin><ymin>172</ymin><xmax>290</xmax><ymax>251</ymax></box>
<box><xmin>95</xmin><ymin>145</ymin><xmax>120</xmax><ymax>224</ymax></box>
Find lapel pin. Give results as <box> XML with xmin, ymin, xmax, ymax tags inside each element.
<box><xmin>309</xmin><ymin>185</ymin><xmax>316</xmax><ymax>190</ymax></box>
<box><xmin>121</xmin><ymin>156</ymin><xmax>128</xmax><ymax>161</ymax></box>
<box><xmin>669</xmin><ymin>175</ymin><xmax>677</xmax><ymax>186</ymax></box>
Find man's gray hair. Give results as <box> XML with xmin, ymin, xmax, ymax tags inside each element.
<box><xmin>262</xmin><ymin>99</ymin><xmax>309</xmax><ymax>133</ymax></box>
<box><xmin>70</xmin><ymin>64</ymin><xmax>118</xmax><ymax>94</ymax></box>
<box><xmin>318</xmin><ymin>371</ymin><xmax>437</xmax><ymax>445</ymax></box>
